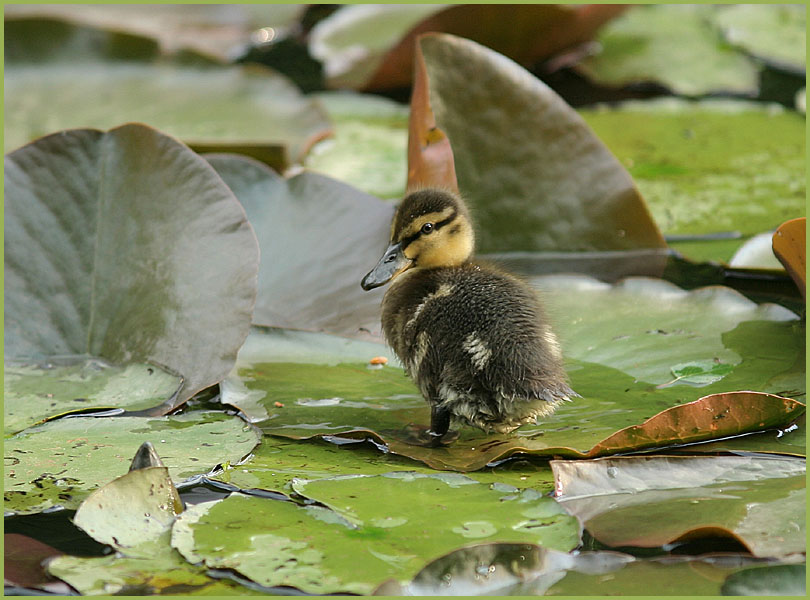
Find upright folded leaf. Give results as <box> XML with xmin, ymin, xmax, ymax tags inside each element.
<box><xmin>415</xmin><ymin>33</ymin><xmax>666</xmax><ymax>254</ymax></box>
<box><xmin>4</xmin><ymin>124</ymin><xmax>259</xmax><ymax>411</ymax></box>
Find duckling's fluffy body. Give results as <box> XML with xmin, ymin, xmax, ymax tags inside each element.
<box><xmin>362</xmin><ymin>188</ymin><xmax>576</xmax><ymax>438</ymax></box>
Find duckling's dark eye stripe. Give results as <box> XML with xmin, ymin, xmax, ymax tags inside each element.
<box><xmin>401</xmin><ymin>210</ymin><xmax>457</xmax><ymax>250</ymax></box>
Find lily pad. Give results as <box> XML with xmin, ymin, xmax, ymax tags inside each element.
<box><xmin>377</xmin><ymin>542</ymin><xmax>780</xmax><ymax>596</ymax></box>
<box><xmin>304</xmin><ymin>92</ymin><xmax>409</xmax><ymax>199</ymax></box>
<box><xmin>4</xmin><ymin>17</ymin><xmax>331</xmax><ymax>168</ymax></box>
<box><xmin>227</xmin><ymin>275</ymin><xmax>803</xmax><ymax>470</ymax></box>
<box><xmin>4</xmin><ymin>412</ymin><xmax>260</xmax><ymax>515</ymax></box>
<box><xmin>46</xmin><ymin>544</ymin><xmax>270</xmax><ymax>596</ymax></box>
<box><xmin>3</xmin><ymin>359</ymin><xmax>182</xmax><ymax>437</ymax></box>
<box><xmin>416</xmin><ymin>33</ymin><xmax>666</xmax><ymax>254</ymax></box>
<box><xmin>552</xmin><ymin>455</ymin><xmax>806</xmax><ymax>558</ymax></box>
<box><xmin>4</xmin><ymin>534</ymin><xmax>69</xmax><ymax>594</ymax></box>
<box><xmin>4</xmin><ymin>124</ymin><xmax>259</xmax><ymax>411</ymax></box>
<box><xmin>73</xmin><ymin>466</ymin><xmax>182</xmax><ymax>558</ymax></box>
<box><xmin>171</xmin><ymin>475</ymin><xmax>579</xmax><ymax>595</ymax></box>
<box><xmin>204</xmin><ymin>154</ymin><xmax>393</xmax><ymax>339</ymax></box>
<box><xmin>710</xmin><ymin>4</ymin><xmax>806</xmax><ymax>72</ymax></box>
<box><xmin>673</xmin><ymin>413</ymin><xmax>805</xmax><ymax>458</ymax></box>
<box><xmin>580</xmin><ymin>99</ymin><xmax>806</xmax><ymax>263</ymax></box>
<box><xmin>209</xmin><ymin>434</ymin><xmax>556</xmax><ymax>497</ymax></box>
<box><xmin>311</xmin><ymin>4</ymin><xmax>626</xmax><ymax>91</ymax></box>
<box><xmin>578</xmin><ymin>5</ymin><xmax>760</xmax><ymax>96</ymax></box>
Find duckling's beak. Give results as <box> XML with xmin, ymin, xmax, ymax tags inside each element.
<box><xmin>361</xmin><ymin>241</ymin><xmax>412</xmax><ymax>290</ymax></box>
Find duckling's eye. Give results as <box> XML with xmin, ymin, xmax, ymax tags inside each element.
<box><xmin>421</xmin><ymin>223</ymin><xmax>435</xmax><ymax>234</ymax></box>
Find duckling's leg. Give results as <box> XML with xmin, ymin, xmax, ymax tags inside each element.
<box><xmin>425</xmin><ymin>404</ymin><xmax>453</xmax><ymax>447</ymax></box>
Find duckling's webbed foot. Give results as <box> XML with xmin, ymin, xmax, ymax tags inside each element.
<box><xmin>400</xmin><ymin>405</ymin><xmax>458</xmax><ymax>447</ymax></box>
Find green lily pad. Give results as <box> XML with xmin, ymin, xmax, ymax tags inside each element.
<box><xmin>721</xmin><ymin>564</ymin><xmax>806</xmax><ymax>596</ymax></box>
<box><xmin>579</xmin><ymin>5</ymin><xmax>760</xmax><ymax>96</ymax></box>
<box><xmin>209</xmin><ymin>435</ymin><xmax>556</xmax><ymax>496</ymax></box>
<box><xmin>3</xmin><ymin>359</ymin><xmax>182</xmax><ymax>437</ymax></box>
<box><xmin>552</xmin><ymin>455</ymin><xmax>806</xmax><ymax>558</ymax></box>
<box><xmin>664</xmin><ymin>360</ymin><xmax>735</xmax><ymax>387</ymax></box>
<box><xmin>580</xmin><ymin>99</ymin><xmax>806</xmax><ymax>263</ymax></box>
<box><xmin>227</xmin><ymin>275</ymin><xmax>803</xmax><ymax>470</ymax></box>
<box><xmin>4</xmin><ymin>412</ymin><xmax>260</xmax><ymax>515</ymax></box>
<box><xmin>47</xmin><ymin>545</ymin><xmax>270</xmax><ymax>596</ymax></box>
<box><xmin>303</xmin><ymin>91</ymin><xmax>409</xmax><ymax>199</ymax></box>
<box><xmin>4</xmin><ymin>18</ymin><xmax>331</xmax><ymax>167</ymax></box>
<box><xmin>4</xmin><ymin>124</ymin><xmax>259</xmax><ymax>411</ymax></box>
<box><xmin>73</xmin><ymin>466</ymin><xmax>183</xmax><ymax>558</ymax></box>
<box><xmin>204</xmin><ymin>154</ymin><xmax>394</xmax><ymax>339</ymax></box>
<box><xmin>416</xmin><ymin>33</ymin><xmax>666</xmax><ymax>254</ymax></box>
<box><xmin>377</xmin><ymin>542</ymin><xmax>780</xmax><ymax>596</ymax></box>
<box><xmin>711</xmin><ymin>4</ymin><xmax>806</xmax><ymax>72</ymax></box>
<box><xmin>171</xmin><ymin>475</ymin><xmax>579</xmax><ymax>594</ymax></box>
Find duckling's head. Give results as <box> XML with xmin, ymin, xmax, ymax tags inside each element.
<box><xmin>361</xmin><ymin>188</ymin><xmax>475</xmax><ymax>290</ymax></box>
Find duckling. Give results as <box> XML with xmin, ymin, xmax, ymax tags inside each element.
<box><xmin>361</xmin><ymin>188</ymin><xmax>577</xmax><ymax>445</ymax></box>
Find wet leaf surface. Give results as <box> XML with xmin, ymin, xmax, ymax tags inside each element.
<box><xmin>73</xmin><ymin>466</ymin><xmax>183</xmax><ymax>558</ymax></box>
<box><xmin>581</xmin><ymin>100</ymin><xmax>806</xmax><ymax>263</ymax></box>
<box><xmin>579</xmin><ymin>5</ymin><xmax>760</xmax><ymax>96</ymax></box>
<box><xmin>772</xmin><ymin>217</ymin><xmax>806</xmax><ymax>300</ymax></box>
<box><xmin>227</xmin><ymin>276</ymin><xmax>803</xmax><ymax>470</ymax></box>
<box><xmin>171</xmin><ymin>474</ymin><xmax>580</xmax><ymax>595</ymax></box>
<box><xmin>4</xmin><ymin>124</ymin><xmax>258</xmax><ymax>411</ymax></box>
<box><xmin>416</xmin><ymin>33</ymin><xmax>665</xmax><ymax>254</ymax></box>
<box><xmin>205</xmin><ymin>154</ymin><xmax>393</xmax><ymax>339</ymax></box>
<box><xmin>4</xmin><ymin>412</ymin><xmax>260</xmax><ymax>515</ymax></box>
<box><xmin>4</xmin><ymin>18</ymin><xmax>331</xmax><ymax>167</ymax></box>
<box><xmin>552</xmin><ymin>455</ymin><xmax>806</xmax><ymax>558</ymax></box>
<box><xmin>376</xmin><ymin>542</ymin><xmax>784</xmax><ymax>596</ymax></box>
<box><xmin>3</xmin><ymin>359</ymin><xmax>182</xmax><ymax>437</ymax></box>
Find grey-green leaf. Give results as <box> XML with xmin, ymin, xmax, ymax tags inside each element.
<box><xmin>4</xmin><ymin>124</ymin><xmax>259</xmax><ymax>411</ymax></box>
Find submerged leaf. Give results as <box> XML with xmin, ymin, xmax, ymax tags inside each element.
<box><xmin>721</xmin><ymin>564</ymin><xmax>806</xmax><ymax>596</ymax></box>
<box><xmin>416</xmin><ymin>33</ymin><xmax>665</xmax><ymax>254</ymax></box>
<box><xmin>205</xmin><ymin>154</ymin><xmax>393</xmax><ymax>339</ymax></box>
<box><xmin>3</xmin><ymin>359</ymin><xmax>182</xmax><ymax>437</ymax></box>
<box><xmin>4</xmin><ymin>412</ymin><xmax>260</xmax><ymax>515</ymax></box>
<box><xmin>552</xmin><ymin>455</ymin><xmax>806</xmax><ymax>558</ymax></box>
<box><xmin>4</xmin><ymin>18</ymin><xmax>331</xmax><ymax>167</ymax></box>
<box><xmin>4</xmin><ymin>124</ymin><xmax>259</xmax><ymax>411</ymax></box>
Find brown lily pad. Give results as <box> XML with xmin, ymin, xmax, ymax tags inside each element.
<box><xmin>415</xmin><ymin>33</ymin><xmax>666</xmax><ymax>254</ymax></box>
<box><xmin>4</xmin><ymin>534</ymin><xmax>69</xmax><ymax>594</ymax></box>
<box><xmin>772</xmin><ymin>217</ymin><xmax>806</xmax><ymax>300</ymax></box>
<box><xmin>551</xmin><ymin>455</ymin><xmax>806</xmax><ymax>558</ymax></box>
